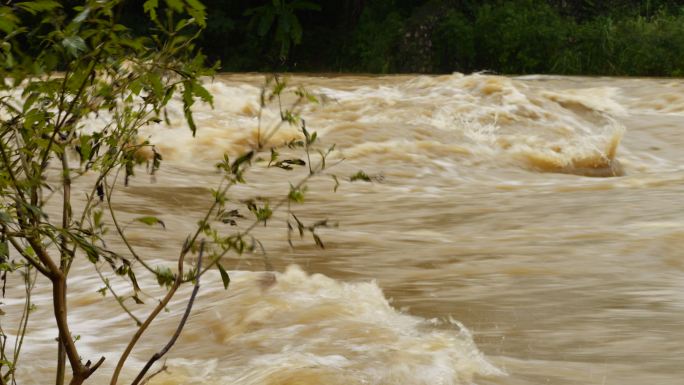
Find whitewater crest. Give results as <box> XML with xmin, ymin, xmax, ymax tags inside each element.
<box><xmin>314</xmin><ymin>73</ymin><xmax>627</xmax><ymax>177</ymax></box>
<box><xmin>4</xmin><ymin>73</ymin><xmax>628</xmax><ymax>177</ymax></box>
<box><xmin>139</xmin><ymin>73</ymin><xmax>626</xmax><ymax>177</ymax></box>
<box><xmin>145</xmin><ymin>266</ymin><xmax>502</xmax><ymax>385</ymax></box>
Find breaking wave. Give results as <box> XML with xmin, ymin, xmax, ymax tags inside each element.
<box><xmin>138</xmin><ymin>73</ymin><xmax>627</xmax><ymax>177</ymax></box>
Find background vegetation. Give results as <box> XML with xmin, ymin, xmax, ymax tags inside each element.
<box><xmin>116</xmin><ymin>0</ymin><xmax>684</xmax><ymax>76</ymax></box>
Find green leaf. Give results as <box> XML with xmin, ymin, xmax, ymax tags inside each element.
<box><xmin>257</xmin><ymin>10</ymin><xmax>276</xmax><ymax>36</ymax></box>
<box><xmin>165</xmin><ymin>0</ymin><xmax>183</xmax><ymax>12</ymax></box>
<box><xmin>185</xmin><ymin>0</ymin><xmax>207</xmax><ymax>27</ymax></box>
<box><xmin>230</xmin><ymin>150</ymin><xmax>254</xmax><ymax>175</ymax></box>
<box><xmin>288</xmin><ymin>184</ymin><xmax>306</xmax><ymax>203</ymax></box>
<box><xmin>134</xmin><ymin>216</ymin><xmax>166</xmax><ymax>229</ymax></box>
<box><xmin>78</xmin><ymin>135</ymin><xmax>92</xmax><ymax>164</ymax></box>
<box><xmin>350</xmin><ymin>170</ymin><xmax>372</xmax><ymax>182</ymax></box>
<box><xmin>16</xmin><ymin>0</ymin><xmax>61</xmax><ymax>15</ymax></box>
<box><xmin>290</xmin><ymin>13</ymin><xmax>303</xmax><ymax>43</ymax></box>
<box><xmin>217</xmin><ymin>262</ymin><xmax>230</xmax><ymax>290</ymax></box>
<box><xmin>155</xmin><ymin>266</ymin><xmax>175</xmax><ymax>287</ymax></box>
<box><xmin>192</xmin><ymin>82</ymin><xmax>213</xmax><ymax>106</ymax></box>
<box><xmin>218</xmin><ymin>209</ymin><xmax>243</xmax><ymax>225</ymax></box>
<box><xmin>253</xmin><ymin>204</ymin><xmax>272</xmax><ymax>223</ymax></box>
<box><xmin>302</xmin><ymin>122</ymin><xmax>310</xmax><ymax>141</ymax></box>
<box><xmin>84</xmin><ymin>245</ymin><xmax>99</xmax><ymax>263</ymax></box>
<box><xmin>184</xmin><ymin>107</ymin><xmax>197</xmax><ymax>137</ymax></box>
<box><xmin>128</xmin><ymin>268</ymin><xmax>141</xmax><ymax>292</ymax></box>
<box><xmin>73</xmin><ymin>7</ymin><xmax>90</xmax><ymax>23</ymax></box>
<box><xmin>182</xmin><ymin>83</ymin><xmax>198</xmax><ymax>136</ymax></box>
<box><xmin>273</xmin><ymin>158</ymin><xmax>305</xmax><ymax>170</ymax></box>
<box><xmin>22</xmin><ymin>92</ymin><xmax>40</xmax><ymax>113</ymax></box>
<box><xmin>0</xmin><ymin>15</ymin><xmax>17</xmax><ymax>34</ymax></box>
<box><xmin>312</xmin><ymin>233</ymin><xmax>324</xmax><ymax>249</ymax></box>
<box><xmin>64</xmin><ymin>232</ymin><xmax>100</xmax><ymax>263</ymax></box>
<box><xmin>291</xmin><ymin>0</ymin><xmax>321</xmax><ymax>11</ymax></box>
<box><xmin>93</xmin><ymin>209</ymin><xmax>103</xmax><ymax>227</ymax></box>
<box><xmin>143</xmin><ymin>0</ymin><xmax>159</xmax><ymax>20</ymax></box>
<box><xmin>291</xmin><ymin>214</ymin><xmax>304</xmax><ymax>237</ymax></box>
<box><xmin>62</xmin><ymin>36</ymin><xmax>87</xmax><ymax>57</ymax></box>
<box><xmin>23</xmin><ymin>108</ymin><xmax>42</xmax><ymax>130</ymax></box>
<box><xmin>147</xmin><ymin>72</ymin><xmax>164</xmax><ymax>99</ymax></box>
<box><xmin>0</xmin><ymin>239</ymin><xmax>8</xmax><ymax>260</ymax></box>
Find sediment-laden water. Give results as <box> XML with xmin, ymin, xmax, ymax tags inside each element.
<box><xmin>5</xmin><ymin>74</ymin><xmax>684</xmax><ymax>384</ymax></box>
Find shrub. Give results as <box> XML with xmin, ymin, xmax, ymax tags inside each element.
<box><xmin>474</xmin><ymin>0</ymin><xmax>568</xmax><ymax>74</ymax></box>
<box><xmin>348</xmin><ymin>2</ymin><xmax>405</xmax><ymax>73</ymax></box>
<box><xmin>433</xmin><ymin>9</ymin><xmax>475</xmax><ymax>73</ymax></box>
<box><xmin>553</xmin><ymin>16</ymin><xmax>617</xmax><ymax>75</ymax></box>
<box><xmin>0</xmin><ymin>1</ymin><xmax>334</xmax><ymax>385</ymax></box>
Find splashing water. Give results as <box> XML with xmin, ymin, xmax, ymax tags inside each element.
<box><xmin>5</xmin><ymin>73</ymin><xmax>684</xmax><ymax>385</ymax></box>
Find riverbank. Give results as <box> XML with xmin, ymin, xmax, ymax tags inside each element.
<box><xmin>192</xmin><ymin>0</ymin><xmax>684</xmax><ymax>77</ymax></box>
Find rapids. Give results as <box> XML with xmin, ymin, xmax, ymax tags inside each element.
<box><xmin>5</xmin><ymin>74</ymin><xmax>684</xmax><ymax>385</ymax></box>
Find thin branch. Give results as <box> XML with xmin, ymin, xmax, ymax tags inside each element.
<box><xmin>110</xmin><ymin>78</ymin><xmax>323</xmax><ymax>384</ymax></box>
<box><xmin>9</xmin><ymin>266</ymin><xmax>36</xmax><ymax>384</ymax></box>
<box><xmin>60</xmin><ymin>151</ymin><xmax>72</xmax><ymax>270</ymax></box>
<box><xmin>109</xmin><ymin>236</ymin><xmax>195</xmax><ymax>385</ymax></box>
<box><xmin>130</xmin><ymin>242</ymin><xmax>204</xmax><ymax>385</ymax></box>
<box><xmin>22</xmin><ymin>235</ymin><xmax>59</xmax><ymax>280</ymax></box>
<box><xmin>39</xmin><ymin>55</ymin><xmax>100</xmax><ymax>172</ymax></box>
<box><xmin>57</xmin><ymin>152</ymin><xmax>72</xmax><ymax>385</ymax></box>
<box><xmin>260</xmin><ymin>98</ymin><xmax>304</xmax><ymax>151</ymax></box>
<box><xmin>4</xmin><ymin>232</ymin><xmax>50</xmax><ymax>276</ymax></box>
<box><xmin>54</xmin><ymin>69</ymin><xmax>72</xmax><ymax>135</ymax></box>
<box><xmin>66</xmin><ymin>104</ymin><xmax>149</xmax><ymax>274</ymax></box>
<box><xmin>103</xmin><ymin>171</ymin><xmax>156</xmax><ymax>275</ymax></box>
<box><xmin>10</xmin><ymin>124</ymin><xmax>31</xmax><ymax>186</ymax></box>
<box><xmin>139</xmin><ymin>361</ymin><xmax>168</xmax><ymax>385</ymax></box>
<box><xmin>188</xmin><ymin>158</ymin><xmax>333</xmax><ymax>282</ymax></box>
<box><xmin>94</xmin><ymin>265</ymin><xmax>142</xmax><ymax>326</ymax></box>
<box><xmin>0</xmin><ymin>139</ymin><xmax>27</xmax><ymax>203</ymax></box>
<box><xmin>0</xmin><ymin>329</ymin><xmax>7</xmax><ymax>385</ymax></box>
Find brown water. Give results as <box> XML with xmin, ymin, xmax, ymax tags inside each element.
<box><xmin>6</xmin><ymin>74</ymin><xmax>684</xmax><ymax>385</ymax></box>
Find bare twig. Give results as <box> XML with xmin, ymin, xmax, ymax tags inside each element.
<box><xmin>57</xmin><ymin>151</ymin><xmax>72</xmax><ymax>385</ymax></box>
<box><xmin>139</xmin><ymin>361</ymin><xmax>168</xmax><ymax>385</ymax></box>
<box><xmin>8</xmin><ymin>266</ymin><xmax>36</xmax><ymax>384</ymax></box>
<box><xmin>109</xmin><ymin>239</ymin><xmax>196</xmax><ymax>385</ymax></box>
<box><xmin>103</xmin><ymin>169</ymin><xmax>157</xmax><ymax>275</ymax></box>
<box><xmin>0</xmin><ymin>139</ymin><xmax>27</xmax><ymax>203</ymax></box>
<box><xmin>131</xmin><ymin>242</ymin><xmax>204</xmax><ymax>385</ymax></box>
<box><xmin>94</xmin><ymin>265</ymin><xmax>142</xmax><ymax>326</ymax></box>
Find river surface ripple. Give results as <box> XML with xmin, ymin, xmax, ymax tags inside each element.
<box><xmin>9</xmin><ymin>74</ymin><xmax>684</xmax><ymax>385</ymax></box>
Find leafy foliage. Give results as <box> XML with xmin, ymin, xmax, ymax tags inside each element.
<box><xmin>169</xmin><ymin>0</ymin><xmax>684</xmax><ymax>75</ymax></box>
<box><xmin>245</xmin><ymin>0</ymin><xmax>321</xmax><ymax>60</ymax></box>
<box><xmin>0</xmin><ymin>1</ymin><xmax>341</xmax><ymax>385</ymax></box>
<box><xmin>0</xmin><ymin>1</ymin><xmax>216</xmax><ymax>382</ymax></box>
<box><xmin>348</xmin><ymin>5</ymin><xmax>404</xmax><ymax>73</ymax></box>
<box><xmin>474</xmin><ymin>0</ymin><xmax>567</xmax><ymax>74</ymax></box>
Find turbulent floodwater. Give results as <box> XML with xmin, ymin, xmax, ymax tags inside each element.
<box><xmin>7</xmin><ymin>74</ymin><xmax>684</xmax><ymax>384</ymax></box>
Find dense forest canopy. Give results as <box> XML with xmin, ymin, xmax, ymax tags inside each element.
<box><xmin>131</xmin><ymin>0</ymin><xmax>684</xmax><ymax>75</ymax></box>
